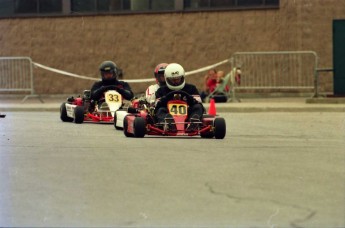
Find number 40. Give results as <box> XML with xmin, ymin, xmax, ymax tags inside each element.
<box><xmin>170</xmin><ymin>105</ymin><xmax>187</xmax><ymax>115</ymax></box>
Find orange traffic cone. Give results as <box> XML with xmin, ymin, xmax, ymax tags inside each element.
<box><xmin>208</xmin><ymin>98</ymin><xmax>216</xmax><ymax>115</ymax></box>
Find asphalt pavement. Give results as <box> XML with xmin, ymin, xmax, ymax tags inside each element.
<box><xmin>1</xmin><ymin>111</ymin><xmax>344</xmax><ymax>227</ymax></box>
<box><xmin>0</xmin><ymin>94</ymin><xmax>345</xmax><ymax>112</ymax></box>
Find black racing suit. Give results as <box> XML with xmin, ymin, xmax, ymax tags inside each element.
<box><xmin>90</xmin><ymin>79</ymin><xmax>134</xmax><ymax>110</ymax></box>
<box><xmin>154</xmin><ymin>84</ymin><xmax>205</xmax><ymax>123</ymax></box>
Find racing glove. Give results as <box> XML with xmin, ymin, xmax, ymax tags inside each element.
<box><xmin>103</xmin><ymin>85</ymin><xmax>118</xmax><ymax>91</ymax></box>
<box><xmin>92</xmin><ymin>86</ymin><xmax>110</xmax><ymax>101</ymax></box>
<box><xmin>116</xmin><ymin>88</ymin><xmax>134</xmax><ymax>100</ymax></box>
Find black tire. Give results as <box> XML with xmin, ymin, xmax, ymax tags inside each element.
<box><xmin>133</xmin><ymin>117</ymin><xmax>146</xmax><ymax>138</ymax></box>
<box><xmin>200</xmin><ymin>131</ymin><xmax>214</xmax><ymax>138</ymax></box>
<box><xmin>128</xmin><ymin>107</ymin><xmax>139</xmax><ymax>113</ymax></box>
<box><xmin>214</xmin><ymin>118</ymin><xmax>226</xmax><ymax>139</ymax></box>
<box><xmin>123</xmin><ymin>115</ymin><xmax>134</xmax><ymax>137</ymax></box>
<box><xmin>60</xmin><ymin>102</ymin><xmax>73</xmax><ymax>122</ymax></box>
<box><xmin>74</xmin><ymin>106</ymin><xmax>85</xmax><ymax>124</ymax></box>
<box><xmin>113</xmin><ymin>112</ymin><xmax>122</xmax><ymax>130</ymax></box>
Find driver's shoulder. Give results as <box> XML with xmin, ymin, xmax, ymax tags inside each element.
<box><xmin>147</xmin><ymin>84</ymin><xmax>159</xmax><ymax>91</ymax></box>
<box><xmin>184</xmin><ymin>83</ymin><xmax>197</xmax><ymax>89</ymax></box>
<box><xmin>181</xmin><ymin>84</ymin><xmax>198</xmax><ymax>93</ymax></box>
<box><xmin>91</xmin><ymin>81</ymin><xmax>103</xmax><ymax>89</ymax></box>
<box><xmin>157</xmin><ymin>85</ymin><xmax>170</xmax><ymax>94</ymax></box>
<box><xmin>116</xmin><ymin>80</ymin><xmax>126</xmax><ymax>85</ymax></box>
<box><xmin>94</xmin><ymin>81</ymin><xmax>103</xmax><ymax>86</ymax></box>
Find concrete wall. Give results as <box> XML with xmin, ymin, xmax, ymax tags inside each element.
<box><xmin>0</xmin><ymin>0</ymin><xmax>344</xmax><ymax>95</ymax></box>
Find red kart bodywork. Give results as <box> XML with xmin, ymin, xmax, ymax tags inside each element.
<box><xmin>123</xmin><ymin>99</ymin><xmax>226</xmax><ymax>139</ymax></box>
<box><xmin>74</xmin><ymin>97</ymin><xmax>114</xmax><ymax>123</ymax></box>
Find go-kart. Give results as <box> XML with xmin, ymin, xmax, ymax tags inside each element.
<box><xmin>123</xmin><ymin>91</ymin><xmax>226</xmax><ymax>139</ymax></box>
<box><xmin>113</xmin><ymin>96</ymin><xmax>153</xmax><ymax>130</ymax></box>
<box><xmin>60</xmin><ymin>90</ymin><xmax>124</xmax><ymax>124</ymax></box>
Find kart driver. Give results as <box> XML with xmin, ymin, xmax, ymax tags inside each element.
<box><xmin>154</xmin><ymin>63</ymin><xmax>204</xmax><ymax>132</ymax></box>
<box><xmin>90</xmin><ymin>61</ymin><xmax>134</xmax><ymax>110</ymax></box>
<box><xmin>145</xmin><ymin>63</ymin><xmax>168</xmax><ymax>105</ymax></box>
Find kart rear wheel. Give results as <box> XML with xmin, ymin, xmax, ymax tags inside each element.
<box><xmin>214</xmin><ymin>117</ymin><xmax>226</xmax><ymax>139</ymax></box>
<box><xmin>134</xmin><ymin>117</ymin><xmax>146</xmax><ymax>138</ymax></box>
<box><xmin>123</xmin><ymin>116</ymin><xmax>134</xmax><ymax>137</ymax></box>
<box><xmin>74</xmin><ymin>106</ymin><xmax>85</xmax><ymax>124</ymax></box>
<box><xmin>60</xmin><ymin>102</ymin><xmax>73</xmax><ymax>122</ymax></box>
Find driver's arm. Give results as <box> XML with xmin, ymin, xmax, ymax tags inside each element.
<box><xmin>90</xmin><ymin>82</ymin><xmax>105</xmax><ymax>101</ymax></box>
<box><xmin>190</xmin><ymin>86</ymin><xmax>202</xmax><ymax>103</ymax></box>
<box><xmin>193</xmin><ymin>95</ymin><xmax>202</xmax><ymax>103</ymax></box>
<box><xmin>154</xmin><ymin>88</ymin><xmax>166</xmax><ymax>108</ymax></box>
<box><xmin>116</xmin><ymin>82</ymin><xmax>134</xmax><ymax>100</ymax></box>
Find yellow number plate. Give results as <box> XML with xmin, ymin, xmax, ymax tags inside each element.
<box><xmin>105</xmin><ymin>91</ymin><xmax>122</xmax><ymax>104</ymax></box>
<box><xmin>168</xmin><ymin>103</ymin><xmax>188</xmax><ymax>115</ymax></box>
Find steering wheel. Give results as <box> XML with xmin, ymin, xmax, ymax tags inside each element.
<box><xmin>163</xmin><ymin>90</ymin><xmax>195</xmax><ymax>106</ymax></box>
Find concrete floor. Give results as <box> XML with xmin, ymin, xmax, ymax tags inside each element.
<box><xmin>0</xmin><ymin>112</ymin><xmax>344</xmax><ymax>227</ymax></box>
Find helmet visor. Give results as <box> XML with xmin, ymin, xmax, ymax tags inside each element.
<box><xmin>102</xmin><ymin>71</ymin><xmax>113</xmax><ymax>78</ymax></box>
<box><xmin>166</xmin><ymin>76</ymin><xmax>184</xmax><ymax>87</ymax></box>
<box><xmin>156</xmin><ymin>72</ymin><xmax>165</xmax><ymax>85</ymax></box>
<box><xmin>101</xmin><ymin>69</ymin><xmax>116</xmax><ymax>81</ymax></box>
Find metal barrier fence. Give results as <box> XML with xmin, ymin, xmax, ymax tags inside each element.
<box><xmin>0</xmin><ymin>52</ymin><xmax>320</xmax><ymax>102</ymax></box>
<box><xmin>0</xmin><ymin>57</ymin><xmax>39</xmax><ymax>102</ymax></box>
<box><xmin>229</xmin><ymin>51</ymin><xmax>318</xmax><ymax>100</ymax></box>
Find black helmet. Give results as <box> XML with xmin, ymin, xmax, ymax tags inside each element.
<box><xmin>154</xmin><ymin>63</ymin><xmax>168</xmax><ymax>86</ymax></box>
<box><xmin>99</xmin><ymin>61</ymin><xmax>118</xmax><ymax>82</ymax></box>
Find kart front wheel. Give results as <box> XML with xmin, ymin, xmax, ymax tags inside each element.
<box><xmin>214</xmin><ymin>117</ymin><xmax>226</xmax><ymax>139</ymax></box>
<box><xmin>123</xmin><ymin>116</ymin><xmax>134</xmax><ymax>137</ymax></box>
<box><xmin>60</xmin><ymin>102</ymin><xmax>73</xmax><ymax>122</ymax></box>
<box><xmin>74</xmin><ymin>106</ymin><xmax>85</xmax><ymax>124</ymax></box>
<box><xmin>134</xmin><ymin>117</ymin><xmax>146</xmax><ymax>138</ymax></box>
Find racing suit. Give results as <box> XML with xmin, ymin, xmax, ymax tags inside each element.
<box><xmin>145</xmin><ymin>84</ymin><xmax>160</xmax><ymax>105</ymax></box>
<box><xmin>154</xmin><ymin>84</ymin><xmax>204</xmax><ymax>123</ymax></box>
<box><xmin>90</xmin><ymin>79</ymin><xmax>134</xmax><ymax>110</ymax></box>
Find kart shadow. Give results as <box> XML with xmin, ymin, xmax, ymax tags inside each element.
<box><xmin>143</xmin><ymin>135</ymin><xmax>207</xmax><ymax>140</ymax></box>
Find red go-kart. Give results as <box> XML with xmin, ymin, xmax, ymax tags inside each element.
<box><xmin>60</xmin><ymin>90</ymin><xmax>124</xmax><ymax>124</ymax></box>
<box><xmin>123</xmin><ymin>91</ymin><xmax>226</xmax><ymax>139</ymax></box>
<box><xmin>114</xmin><ymin>96</ymin><xmax>153</xmax><ymax>130</ymax></box>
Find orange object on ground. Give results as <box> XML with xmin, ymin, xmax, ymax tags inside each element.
<box><xmin>208</xmin><ymin>98</ymin><xmax>216</xmax><ymax>115</ymax></box>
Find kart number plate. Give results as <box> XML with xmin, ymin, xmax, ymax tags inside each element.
<box><xmin>168</xmin><ymin>103</ymin><xmax>187</xmax><ymax>115</ymax></box>
<box><xmin>105</xmin><ymin>90</ymin><xmax>122</xmax><ymax>104</ymax></box>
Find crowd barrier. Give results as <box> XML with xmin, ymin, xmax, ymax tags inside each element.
<box><xmin>229</xmin><ymin>51</ymin><xmax>319</xmax><ymax>100</ymax></box>
<box><xmin>0</xmin><ymin>57</ymin><xmax>231</xmax><ymax>102</ymax></box>
<box><xmin>0</xmin><ymin>51</ymin><xmax>320</xmax><ymax>102</ymax></box>
<box><xmin>0</xmin><ymin>57</ymin><xmax>42</xmax><ymax>102</ymax></box>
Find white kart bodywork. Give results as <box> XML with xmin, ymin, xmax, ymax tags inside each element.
<box><xmin>114</xmin><ymin>109</ymin><xmax>128</xmax><ymax>128</ymax></box>
<box><xmin>103</xmin><ymin>90</ymin><xmax>123</xmax><ymax>117</ymax></box>
<box><xmin>65</xmin><ymin>90</ymin><xmax>122</xmax><ymax>119</ymax></box>
<box><xmin>65</xmin><ymin>103</ymin><xmax>78</xmax><ymax>118</ymax></box>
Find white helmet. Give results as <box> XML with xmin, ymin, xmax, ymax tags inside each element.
<box><xmin>164</xmin><ymin>63</ymin><xmax>185</xmax><ymax>91</ymax></box>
